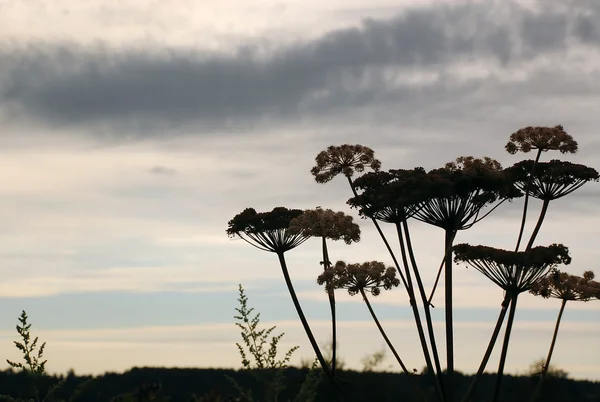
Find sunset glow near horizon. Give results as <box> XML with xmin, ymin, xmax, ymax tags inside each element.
<box><xmin>1</xmin><ymin>0</ymin><xmax>600</xmax><ymax>380</ymax></box>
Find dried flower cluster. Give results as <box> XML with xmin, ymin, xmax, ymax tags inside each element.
<box><xmin>348</xmin><ymin>168</ymin><xmax>428</xmax><ymax>223</ymax></box>
<box><xmin>505</xmin><ymin>125</ymin><xmax>578</xmax><ymax>154</ymax></box>
<box><xmin>288</xmin><ymin>208</ymin><xmax>361</xmax><ymax>244</ymax></box>
<box><xmin>444</xmin><ymin>156</ymin><xmax>503</xmax><ymax>172</ymax></box>
<box><xmin>506</xmin><ymin>159</ymin><xmax>599</xmax><ymax>201</ymax></box>
<box><xmin>311</xmin><ymin>144</ymin><xmax>381</xmax><ymax>183</ymax></box>
<box><xmin>453</xmin><ymin>244</ymin><xmax>572</xmax><ymax>294</ymax></box>
<box><xmin>413</xmin><ymin>157</ymin><xmax>517</xmax><ymax>230</ymax></box>
<box><xmin>226</xmin><ymin>207</ymin><xmax>308</xmax><ymax>253</ymax></box>
<box><xmin>317</xmin><ymin>261</ymin><xmax>400</xmax><ymax>296</ymax></box>
<box><xmin>531</xmin><ymin>270</ymin><xmax>600</xmax><ymax>301</ymax></box>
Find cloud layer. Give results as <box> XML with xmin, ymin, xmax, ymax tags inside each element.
<box><xmin>1</xmin><ymin>0</ymin><xmax>599</xmax><ymax>134</ymax></box>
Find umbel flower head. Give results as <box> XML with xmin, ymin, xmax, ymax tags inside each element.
<box><xmin>311</xmin><ymin>144</ymin><xmax>381</xmax><ymax>184</ymax></box>
<box><xmin>453</xmin><ymin>244</ymin><xmax>571</xmax><ymax>295</ymax></box>
<box><xmin>505</xmin><ymin>125</ymin><xmax>578</xmax><ymax>154</ymax></box>
<box><xmin>506</xmin><ymin>159</ymin><xmax>599</xmax><ymax>201</ymax></box>
<box><xmin>226</xmin><ymin>207</ymin><xmax>309</xmax><ymax>253</ymax></box>
<box><xmin>531</xmin><ymin>270</ymin><xmax>600</xmax><ymax>301</ymax></box>
<box><xmin>348</xmin><ymin>168</ymin><xmax>428</xmax><ymax>223</ymax></box>
<box><xmin>317</xmin><ymin>260</ymin><xmax>400</xmax><ymax>296</ymax></box>
<box><xmin>288</xmin><ymin>207</ymin><xmax>361</xmax><ymax>244</ymax></box>
<box><xmin>412</xmin><ymin>157</ymin><xmax>519</xmax><ymax>231</ymax></box>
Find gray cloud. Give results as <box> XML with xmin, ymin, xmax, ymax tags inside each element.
<box><xmin>1</xmin><ymin>1</ymin><xmax>599</xmax><ymax>135</ymax></box>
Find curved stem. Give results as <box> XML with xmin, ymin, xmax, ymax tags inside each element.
<box><xmin>515</xmin><ymin>149</ymin><xmax>543</xmax><ymax>252</ymax></box>
<box><xmin>542</xmin><ymin>298</ymin><xmax>567</xmax><ymax>376</ymax></box>
<box><xmin>397</xmin><ymin>223</ymin><xmax>445</xmax><ymax>402</ymax></box>
<box><xmin>322</xmin><ymin>237</ymin><xmax>337</xmax><ymax>379</ymax></box>
<box><xmin>403</xmin><ymin>221</ymin><xmax>445</xmax><ymax>390</ymax></box>
<box><xmin>359</xmin><ymin>288</ymin><xmax>427</xmax><ymax>402</ymax></box>
<box><xmin>427</xmin><ymin>257</ymin><xmax>445</xmax><ymax>307</ymax></box>
<box><xmin>428</xmin><ymin>232</ymin><xmax>456</xmax><ymax>306</ymax></box>
<box><xmin>525</xmin><ymin>200</ymin><xmax>550</xmax><ymax>251</ymax></box>
<box><xmin>276</xmin><ymin>252</ymin><xmax>335</xmax><ymax>388</ymax></box>
<box><xmin>492</xmin><ymin>293</ymin><xmax>519</xmax><ymax>402</ymax></box>
<box><xmin>461</xmin><ymin>294</ymin><xmax>511</xmax><ymax>402</ymax></box>
<box><xmin>530</xmin><ymin>299</ymin><xmax>568</xmax><ymax>402</ymax></box>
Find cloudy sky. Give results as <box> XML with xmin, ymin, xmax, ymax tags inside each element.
<box><xmin>1</xmin><ymin>0</ymin><xmax>600</xmax><ymax>380</ymax></box>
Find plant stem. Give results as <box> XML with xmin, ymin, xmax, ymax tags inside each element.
<box><xmin>525</xmin><ymin>200</ymin><xmax>549</xmax><ymax>251</ymax></box>
<box><xmin>346</xmin><ymin>176</ymin><xmax>442</xmax><ymax>401</ymax></box>
<box><xmin>542</xmin><ymin>298</ymin><xmax>567</xmax><ymax>376</ymax></box>
<box><xmin>397</xmin><ymin>223</ymin><xmax>445</xmax><ymax>402</ymax></box>
<box><xmin>444</xmin><ymin>229</ymin><xmax>456</xmax><ymax>402</ymax></box>
<box><xmin>529</xmin><ymin>299</ymin><xmax>568</xmax><ymax>402</ymax></box>
<box><xmin>322</xmin><ymin>236</ymin><xmax>337</xmax><ymax>379</ymax></box>
<box><xmin>461</xmin><ymin>294</ymin><xmax>511</xmax><ymax>402</ymax></box>
<box><xmin>359</xmin><ymin>288</ymin><xmax>427</xmax><ymax>402</ymax></box>
<box><xmin>428</xmin><ymin>231</ymin><xmax>456</xmax><ymax>306</ymax></box>
<box><xmin>515</xmin><ymin>149</ymin><xmax>543</xmax><ymax>252</ymax></box>
<box><xmin>492</xmin><ymin>293</ymin><xmax>519</xmax><ymax>402</ymax></box>
<box><xmin>276</xmin><ymin>252</ymin><xmax>335</xmax><ymax>388</ymax></box>
<box><xmin>402</xmin><ymin>221</ymin><xmax>446</xmax><ymax>394</ymax></box>
<box><xmin>427</xmin><ymin>256</ymin><xmax>445</xmax><ymax>307</ymax></box>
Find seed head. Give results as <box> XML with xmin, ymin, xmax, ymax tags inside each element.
<box><xmin>311</xmin><ymin>144</ymin><xmax>381</xmax><ymax>184</ymax></box>
<box><xmin>505</xmin><ymin>125</ymin><xmax>578</xmax><ymax>155</ymax></box>
<box><xmin>317</xmin><ymin>260</ymin><xmax>400</xmax><ymax>296</ymax></box>
<box><xmin>288</xmin><ymin>208</ymin><xmax>361</xmax><ymax>244</ymax></box>
<box><xmin>453</xmin><ymin>243</ymin><xmax>571</xmax><ymax>295</ymax></box>
<box><xmin>412</xmin><ymin>156</ymin><xmax>519</xmax><ymax>231</ymax></box>
<box><xmin>531</xmin><ymin>270</ymin><xmax>600</xmax><ymax>301</ymax></box>
<box><xmin>506</xmin><ymin>160</ymin><xmax>598</xmax><ymax>201</ymax></box>
<box><xmin>227</xmin><ymin>207</ymin><xmax>309</xmax><ymax>253</ymax></box>
<box><xmin>348</xmin><ymin>168</ymin><xmax>428</xmax><ymax>223</ymax></box>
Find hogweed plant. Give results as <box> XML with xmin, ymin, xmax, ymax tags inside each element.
<box><xmin>528</xmin><ymin>271</ymin><xmax>600</xmax><ymax>401</ymax></box>
<box><xmin>289</xmin><ymin>208</ymin><xmax>361</xmax><ymax>379</ymax></box>
<box><xmin>317</xmin><ymin>261</ymin><xmax>428</xmax><ymax>401</ymax></box>
<box><xmin>225</xmin><ymin>208</ymin><xmax>331</xmax><ymax>385</ymax></box>
<box><xmin>505</xmin><ymin>125</ymin><xmax>578</xmax><ymax>252</ymax></box>
<box><xmin>226</xmin><ymin>125</ymin><xmax>598</xmax><ymax>402</ymax></box>
<box><xmin>453</xmin><ymin>244</ymin><xmax>572</xmax><ymax>402</ymax></box>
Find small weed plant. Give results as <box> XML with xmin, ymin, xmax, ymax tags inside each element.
<box><xmin>229</xmin><ymin>285</ymin><xmax>322</xmax><ymax>402</ymax></box>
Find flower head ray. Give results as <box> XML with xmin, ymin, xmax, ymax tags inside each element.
<box><xmin>413</xmin><ymin>157</ymin><xmax>519</xmax><ymax>231</ymax></box>
<box><xmin>506</xmin><ymin>160</ymin><xmax>599</xmax><ymax>201</ymax></box>
<box><xmin>453</xmin><ymin>244</ymin><xmax>571</xmax><ymax>295</ymax></box>
<box><xmin>227</xmin><ymin>207</ymin><xmax>309</xmax><ymax>253</ymax></box>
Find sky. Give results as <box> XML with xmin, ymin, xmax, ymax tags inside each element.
<box><xmin>1</xmin><ymin>0</ymin><xmax>600</xmax><ymax>381</ymax></box>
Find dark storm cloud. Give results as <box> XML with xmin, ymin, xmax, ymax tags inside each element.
<box><xmin>0</xmin><ymin>1</ymin><xmax>598</xmax><ymax>131</ymax></box>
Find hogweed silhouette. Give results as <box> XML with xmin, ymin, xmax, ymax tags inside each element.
<box><xmin>316</xmin><ymin>260</ymin><xmax>427</xmax><ymax>400</ymax></box>
<box><xmin>226</xmin><ymin>207</ymin><xmax>341</xmax><ymax>397</ymax></box>
<box><xmin>289</xmin><ymin>208</ymin><xmax>360</xmax><ymax>378</ymax></box>
<box><xmin>528</xmin><ymin>271</ymin><xmax>600</xmax><ymax>401</ymax></box>
<box><xmin>227</xmin><ymin>125</ymin><xmax>598</xmax><ymax>402</ymax></box>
